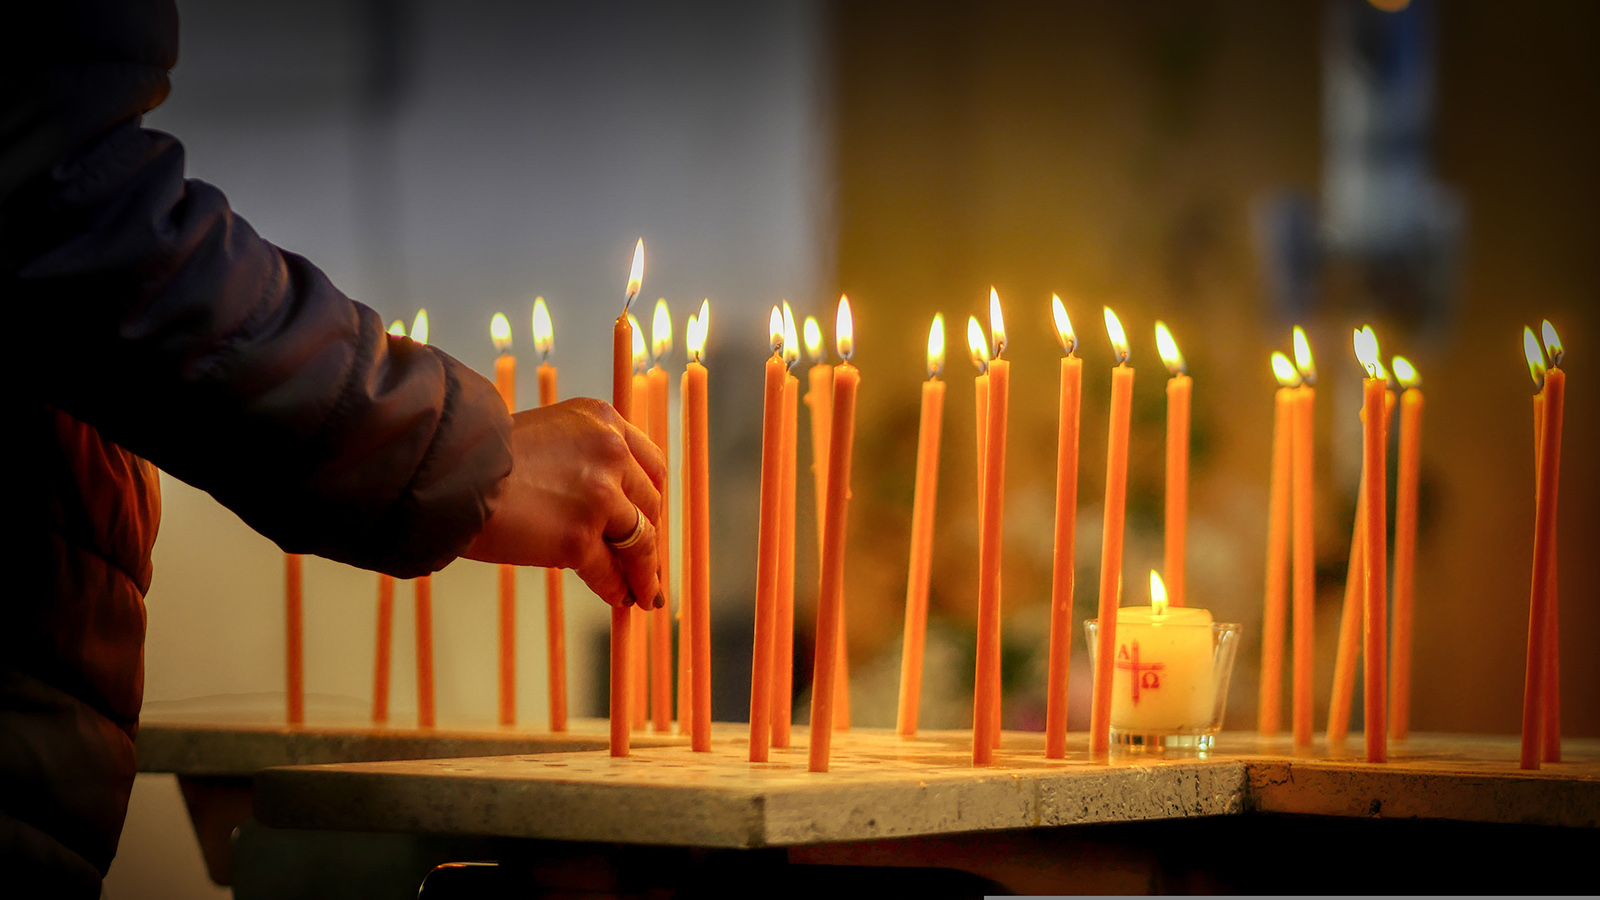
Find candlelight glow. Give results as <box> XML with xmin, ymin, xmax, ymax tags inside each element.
<box><xmin>769</xmin><ymin>306</ymin><xmax>785</xmax><ymax>357</ymax></box>
<box><xmin>652</xmin><ymin>298</ymin><xmax>672</xmax><ymax>362</ymax></box>
<box><xmin>1543</xmin><ymin>319</ymin><xmax>1564</xmax><ymax>368</ymax></box>
<box><xmin>781</xmin><ymin>302</ymin><xmax>799</xmax><ymax>368</ymax></box>
<box><xmin>387</xmin><ymin>319</ymin><xmax>406</xmax><ymax>338</ymax></box>
<box><xmin>1154</xmin><ymin>321</ymin><xmax>1185</xmax><ymax>375</ymax></box>
<box><xmin>628</xmin><ymin>314</ymin><xmax>647</xmax><ymax>372</ymax></box>
<box><xmin>1051</xmin><ymin>294</ymin><xmax>1075</xmax><ymax>356</ymax></box>
<box><xmin>411</xmin><ymin>309</ymin><xmax>429</xmax><ymax>346</ymax></box>
<box><xmin>836</xmin><ymin>295</ymin><xmax>854</xmax><ymax>361</ymax></box>
<box><xmin>1103</xmin><ymin>307</ymin><xmax>1129</xmax><ymax>364</ymax></box>
<box><xmin>804</xmin><ymin>316</ymin><xmax>825</xmax><ymax>363</ymax></box>
<box><xmin>926</xmin><ymin>313</ymin><xmax>946</xmax><ymax>378</ymax></box>
<box><xmin>1392</xmin><ymin>356</ymin><xmax>1418</xmax><ymax>390</ymax></box>
<box><xmin>490</xmin><ymin>312</ymin><xmax>512</xmax><ymax>353</ymax></box>
<box><xmin>693</xmin><ymin>299</ymin><xmax>711</xmax><ymax>363</ymax></box>
<box><xmin>1271</xmin><ymin>352</ymin><xmax>1301</xmax><ymax>388</ymax></box>
<box><xmin>1353</xmin><ymin>325</ymin><xmax>1381</xmax><ymax>379</ymax></box>
<box><xmin>1293</xmin><ymin>326</ymin><xmax>1316</xmax><ymax>384</ymax></box>
<box><xmin>989</xmin><ymin>287</ymin><xmax>1006</xmax><ymax>357</ymax></box>
<box><xmin>1373</xmin><ymin>355</ymin><xmax>1390</xmax><ymax>385</ymax></box>
<box><xmin>625</xmin><ymin>238</ymin><xmax>644</xmax><ymax>308</ymax></box>
<box><xmin>1524</xmin><ymin>326</ymin><xmax>1546</xmax><ymax>392</ymax></box>
<box><xmin>1150</xmin><ymin>570</ymin><xmax>1169</xmax><ymax>617</ymax></box>
<box><xmin>966</xmin><ymin>315</ymin><xmax>990</xmax><ymax>373</ymax></box>
<box><xmin>532</xmin><ymin>297</ymin><xmax>553</xmax><ymax>361</ymax></box>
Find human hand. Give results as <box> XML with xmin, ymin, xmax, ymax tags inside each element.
<box><xmin>462</xmin><ymin>398</ymin><xmax>666</xmax><ymax>608</ymax></box>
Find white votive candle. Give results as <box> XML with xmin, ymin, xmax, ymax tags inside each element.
<box><xmin>1110</xmin><ymin>573</ymin><xmax>1215</xmax><ymax>734</ymax></box>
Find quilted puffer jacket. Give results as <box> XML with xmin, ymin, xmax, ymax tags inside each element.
<box><xmin>1</xmin><ymin>2</ymin><xmax>512</xmax><ymax>893</ymax></box>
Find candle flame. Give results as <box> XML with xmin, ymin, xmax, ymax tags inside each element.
<box><xmin>1150</xmin><ymin>570</ymin><xmax>1169</xmax><ymax>617</ymax></box>
<box><xmin>1524</xmin><ymin>326</ymin><xmax>1546</xmax><ymax>393</ymax></box>
<box><xmin>387</xmin><ymin>319</ymin><xmax>406</xmax><ymax>338</ymax></box>
<box><xmin>624</xmin><ymin>238</ymin><xmax>644</xmax><ymax>310</ymax></box>
<box><xmin>835</xmin><ymin>295</ymin><xmax>854</xmax><ymax>361</ymax></box>
<box><xmin>532</xmin><ymin>297</ymin><xmax>553</xmax><ymax>361</ymax></box>
<box><xmin>988</xmin><ymin>287</ymin><xmax>1006</xmax><ymax>357</ymax></box>
<box><xmin>1542</xmin><ymin>319</ymin><xmax>1564</xmax><ymax>368</ymax></box>
<box><xmin>490</xmin><ymin>312</ymin><xmax>512</xmax><ymax>353</ymax></box>
<box><xmin>628</xmin><ymin>314</ymin><xmax>647</xmax><ymax>373</ymax></box>
<box><xmin>689</xmin><ymin>299</ymin><xmax>711</xmax><ymax>363</ymax></box>
<box><xmin>927</xmin><ymin>313</ymin><xmax>945</xmax><ymax>379</ymax></box>
<box><xmin>1154</xmin><ymin>320</ymin><xmax>1185</xmax><ymax>375</ymax></box>
<box><xmin>652</xmin><ymin>298</ymin><xmax>672</xmax><ymax>362</ymax></box>
<box><xmin>1051</xmin><ymin>294</ymin><xmax>1076</xmax><ymax>356</ymax></box>
<box><xmin>1392</xmin><ymin>355</ymin><xmax>1419</xmax><ymax>390</ymax></box>
<box><xmin>803</xmin><ymin>315</ymin><xmax>826</xmax><ymax>363</ymax></box>
<box><xmin>686</xmin><ymin>315</ymin><xmax>701</xmax><ymax>364</ymax></box>
<box><xmin>1352</xmin><ymin>325</ymin><xmax>1381</xmax><ymax>378</ymax></box>
<box><xmin>966</xmin><ymin>315</ymin><xmax>990</xmax><ymax>373</ymax></box>
<box><xmin>1292</xmin><ymin>326</ymin><xmax>1316</xmax><ymax>384</ymax></box>
<box><xmin>769</xmin><ymin>306</ymin><xmax>785</xmax><ymax>357</ymax></box>
<box><xmin>782</xmin><ymin>302</ymin><xmax>800</xmax><ymax>368</ymax></box>
<box><xmin>1271</xmin><ymin>352</ymin><xmax>1301</xmax><ymax>388</ymax></box>
<box><xmin>1103</xmin><ymin>307</ymin><xmax>1129</xmax><ymax>365</ymax></box>
<box><xmin>411</xmin><ymin>309</ymin><xmax>429</xmax><ymax>346</ymax></box>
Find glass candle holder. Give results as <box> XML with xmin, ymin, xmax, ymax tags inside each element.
<box><xmin>1085</xmin><ymin>616</ymin><xmax>1241</xmax><ymax>754</ymax></box>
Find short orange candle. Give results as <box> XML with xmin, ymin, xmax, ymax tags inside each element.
<box><xmin>609</xmin><ymin>239</ymin><xmax>643</xmax><ymax>758</ymax></box>
<box><xmin>1156</xmin><ymin>322</ymin><xmax>1190</xmax><ymax>608</ymax></box>
<box><xmin>627</xmin><ymin>317</ymin><xmax>651</xmax><ymax>731</ymax></box>
<box><xmin>648</xmin><ymin>300</ymin><xmax>674</xmax><ymax>734</ymax></box>
<box><xmin>973</xmin><ymin>290</ymin><xmax>1009</xmax><ymax>765</ymax></box>
<box><xmin>749</xmin><ymin>307</ymin><xmax>788</xmax><ymax>762</ymax></box>
<box><xmin>1089</xmin><ymin>307</ymin><xmax>1134</xmax><ymax>758</ymax></box>
<box><xmin>808</xmin><ymin>297</ymin><xmax>859</xmax><ymax>773</ymax></box>
<box><xmin>1328</xmin><ymin>378</ymin><xmax>1392</xmax><ymax>744</ymax></box>
<box><xmin>772</xmin><ymin>304</ymin><xmax>801</xmax><ymax>747</ymax></box>
<box><xmin>491</xmin><ymin>312</ymin><xmax>517</xmax><ymax>727</ymax></box>
<box><xmin>1044</xmin><ymin>297</ymin><xmax>1081</xmax><ymax>759</ymax></box>
<box><xmin>285</xmin><ymin>552</ymin><xmax>304</xmax><ymax>725</ymax></box>
<box><xmin>1521</xmin><ymin>323</ymin><xmax>1565</xmax><ymax>770</ymax></box>
<box><xmin>896</xmin><ymin>314</ymin><xmax>946</xmax><ymax>738</ymax></box>
<box><xmin>1258</xmin><ymin>353</ymin><xmax>1298</xmax><ymax>736</ymax></box>
<box><xmin>1289</xmin><ymin>326</ymin><xmax>1316</xmax><ymax>748</ymax></box>
<box><xmin>686</xmin><ymin>301</ymin><xmax>713</xmax><ymax>752</ymax></box>
<box><xmin>1354</xmin><ymin>325</ymin><xmax>1388</xmax><ymax>764</ymax></box>
<box><xmin>533</xmin><ymin>299</ymin><xmax>567</xmax><ymax>732</ymax></box>
<box><xmin>1389</xmin><ymin>356</ymin><xmax>1423</xmax><ymax>742</ymax></box>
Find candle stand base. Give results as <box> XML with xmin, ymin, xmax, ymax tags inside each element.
<box><xmin>1111</xmin><ymin>731</ymin><xmax>1215</xmax><ymax>756</ymax></box>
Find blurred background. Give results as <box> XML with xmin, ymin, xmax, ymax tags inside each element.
<box><xmin>107</xmin><ymin>0</ymin><xmax>1597</xmax><ymax>895</ymax></box>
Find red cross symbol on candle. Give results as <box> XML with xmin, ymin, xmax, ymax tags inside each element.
<box><xmin>1116</xmin><ymin>640</ymin><xmax>1165</xmax><ymax>705</ymax></box>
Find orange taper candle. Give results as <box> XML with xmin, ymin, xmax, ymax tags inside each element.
<box><xmin>1259</xmin><ymin>353</ymin><xmax>1298</xmax><ymax>736</ymax></box>
<box><xmin>1535</xmin><ymin>321</ymin><xmax>1564</xmax><ymax>763</ymax></box>
<box><xmin>686</xmin><ymin>300</ymin><xmax>713</xmax><ymax>752</ymax></box>
<box><xmin>1521</xmin><ymin>323</ymin><xmax>1565</xmax><ymax>769</ymax></box>
<box><xmin>1354</xmin><ymin>326</ymin><xmax>1388</xmax><ymax>763</ymax></box>
<box><xmin>1328</xmin><ymin>378</ymin><xmax>1392</xmax><ymax>744</ymax></box>
<box><xmin>491</xmin><ymin>312</ymin><xmax>517</xmax><ymax>726</ymax></box>
<box><xmin>1090</xmin><ymin>307</ymin><xmax>1134</xmax><ymax>758</ymax></box>
<box><xmin>373</xmin><ymin>572</ymin><xmax>394</xmax><ymax>723</ymax></box>
<box><xmin>410</xmin><ymin>309</ymin><xmax>435</xmax><ymax>729</ymax></box>
<box><xmin>1389</xmin><ymin>357</ymin><xmax>1423</xmax><ymax>742</ymax></box>
<box><xmin>1156</xmin><ymin>322</ymin><xmax>1190</xmax><ymax>607</ymax></box>
<box><xmin>286</xmin><ymin>553</ymin><xmax>304</xmax><ymax>725</ymax></box>
<box><xmin>627</xmin><ymin>316</ymin><xmax>651</xmax><ymax>731</ymax></box>
<box><xmin>749</xmin><ymin>306</ymin><xmax>788</xmax><ymax>762</ymax></box>
<box><xmin>1044</xmin><ymin>297</ymin><xmax>1081</xmax><ymax>759</ymax></box>
<box><xmin>802</xmin><ymin>318</ymin><xmax>851</xmax><ymax>731</ymax></box>
<box><xmin>648</xmin><ymin>300</ymin><xmax>674</xmax><ymax>734</ymax></box>
<box><xmin>533</xmin><ymin>299</ymin><xmax>567</xmax><ymax>731</ymax></box>
<box><xmin>966</xmin><ymin>315</ymin><xmax>996</xmax><ymax>750</ymax></box>
<box><xmin>973</xmin><ymin>290</ymin><xmax>1009</xmax><ymax>765</ymax></box>
<box><xmin>678</xmin><ymin>353</ymin><xmax>694</xmax><ymax>736</ymax></box>
<box><xmin>609</xmin><ymin>239</ymin><xmax>643</xmax><ymax>758</ymax></box>
<box><xmin>896</xmin><ymin>314</ymin><xmax>946</xmax><ymax>738</ymax></box>
<box><xmin>808</xmin><ymin>296</ymin><xmax>858</xmax><ymax>773</ymax></box>
<box><xmin>772</xmin><ymin>304</ymin><xmax>801</xmax><ymax>747</ymax></box>
<box><xmin>1289</xmin><ymin>326</ymin><xmax>1316</xmax><ymax>748</ymax></box>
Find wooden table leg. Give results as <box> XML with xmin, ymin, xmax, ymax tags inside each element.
<box><xmin>176</xmin><ymin>775</ymin><xmax>255</xmax><ymax>886</ymax></box>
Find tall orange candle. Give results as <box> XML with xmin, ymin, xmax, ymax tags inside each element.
<box><xmin>1354</xmin><ymin>326</ymin><xmax>1388</xmax><ymax>763</ymax></box>
<box><xmin>678</xmin><ymin>350</ymin><xmax>694</xmax><ymax>735</ymax></box>
<box><xmin>1156</xmin><ymin>322</ymin><xmax>1190</xmax><ymax>608</ymax></box>
<box><xmin>802</xmin><ymin>318</ymin><xmax>851</xmax><ymax>731</ymax></box>
<box><xmin>1289</xmin><ymin>326</ymin><xmax>1316</xmax><ymax>748</ymax></box>
<box><xmin>648</xmin><ymin>300</ymin><xmax>674</xmax><ymax>734</ymax></box>
<box><xmin>1521</xmin><ymin>323</ymin><xmax>1565</xmax><ymax>769</ymax></box>
<box><xmin>896</xmin><ymin>314</ymin><xmax>946</xmax><ymax>738</ymax></box>
<box><xmin>772</xmin><ymin>304</ymin><xmax>801</xmax><ymax>747</ymax></box>
<box><xmin>491</xmin><ymin>312</ymin><xmax>518</xmax><ymax>726</ymax></box>
<box><xmin>609</xmin><ymin>239</ymin><xmax>643</xmax><ymax>758</ymax></box>
<box><xmin>533</xmin><ymin>299</ymin><xmax>568</xmax><ymax>731</ymax></box>
<box><xmin>410</xmin><ymin>308</ymin><xmax>435</xmax><ymax>729</ymax></box>
<box><xmin>1258</xmin><ymin>353</ymin><xmax>1298</xmax><ymax>736</ymax></box>
<box><xmin>966</xmin><ymin>315</ymin><xmax>995</xmax><ymax>750</ymax></box>
<box><xmin>1389</xmin><ymin>357</ymin><xmax>1423</xmax><ymax>741</ymax></box>
<box><xmin>973</xmin><ymin>290</ymin><xmax>1009</xmax><ymax>765</ymax></box>
<box><xmin>749</xmin><ymin>307</ymin><xmax>788</xmax><ymax>762</ymax></box>
<box><xmin>808</xmin><ymin>296</ymin><xmax>858</xmax><ymax>773</ymax></box>
<box><xmin>627</xmin><ymin>316</ymin><xmax>651</xmax><ymax>731</ymax></box>
<box><xmin>285</xmin><ymin>552</ymin><xmax>304</xmax><ymax>725</ymax></box>
<box><xmin>1089</xmin><ymin>307</ymin><xmax>1134</xmax><ymax>758</ymax></box>
<box><xmin>1044</xmin><ymin>297</ymin><xmax>1081</xmax><ymax>759</ymax></box>
<box><xmin>1536</xmin><ymin>320</ymin><xmax>1564</xmax><ymax>763</ymax></box>
<box><xmin>686</xmin><ymin>300</ymin><xmax>713</xmax><ymax>752</ymax></box>
<box><xmin>1328</xmin><ymin>378</ymin><xmax>1392</xmax><ymax>744</ymax></box>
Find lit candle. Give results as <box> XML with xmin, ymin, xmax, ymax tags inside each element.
<box><xmin>533</xmin><ymin>299</ymin><xmax>567</xmax><ymax>731</ymax></box>
<box><xmin>896</xmin><ymin>313</ymin><xmax>946</xmax><ymax>738</ymax></box>
<box><xmin>802</xmin><ymin>316</ymin><xmax>851</xmax><ymax>730</ymax></box>
<box><xmin>373</xmin><ymin>318</ymin><xmax>407</xmax><ymax>725</ymax></box>
<box><xmin>609</xmin><ymin>239</ymin><xmax>643</xmax><ymax>758</ymax></box>
<box><xmin>1090</xmin><ymin>307</ymin><xmax>1134</xmax><ymax>758</ymax></box>
<box><xmin>808</xmin><ymin>296</ymin><xmax>858</xmax><ymax>773</ymax></box>
<box><xmin>648</xmin><ymin>300</ymin><xmax>674</xmax><ymax>734</ymax></box>
<box><xmin>772</xmin><ymin>303</ymin><xmax>801</xmax><ymax>748</ymax></box>
<box><xmin>490</xmin><ymin>312</ymin><xmax>517</xmax><ymax>727</ymax></box>
<box><xmin>1107</xmin><ymin>572</ymin><xmax>1215</xmax><ymax>734</ymax></box>
<box><xmin>1521</xmin><ymin>323</ymin><xmax>1565</xmax><ymax>770</ymax></box>
<box><xmin>965</xmin><ymin>315</ymin><xmax>993</xmax><ymax>750</ymax></box>
<box><xmin>411</xmin><ymin>308</ymin><xmax>435</xmax><ymax>729</ymax></box>
<box><xmin>750</xmin><ymin>306</ymin><xmax>787</xmax><ymax>762</ymax></box>
<box><xmin>973</xmin><ymin>290</ymin><xmax>1009</xmax><ymax>765</ymax></box>
<box><xmin>1156</xmin><ymin>322</ymin><xmax>1190</xmax><ymax>608</ymax></box>
<box><xmin>628</xmin><ymin>314</ymin><xmax>651</xmax><ymax>731</ymax></box>
<box><xmin>1044</xmin><ymin>296</ymin><xmax>1081</xmax><ymax>759</ymax></box>
<box><xmin>286</xmin><ymin>552</ymin><xmax>303</xmax><ymax>725</ymax></box>
<box><xmin>1389</xmin><ymin>356</ymin><xmax>1423</xmax><ymax>741</ymax></box>
<box><xmin>1354</xmin><ymin>325</ymin><xmax>1388</xmax><ymax>763</ymax></box>
<box><xmin>1290</xmin><ymin>326</ymin><xmax>1316</xmax><ymax>748</ymax></box>
<box><xmin>686</xmin><ymin>300</ymin><xmax>713</xmax><ymax>752</ymax></box>
<box><xmin>677</xmin><ymin>311</ymin><xmax>697</xmax><ymax>737</ymax></box>
<box><xmin>1258</xmin><ymin>352</ymin><xmax>1299</xmax><ymax>737</ymax></box>
<box><xmin>1537</xmin><ymin>321</ymin><xmax>1565</xmax><ymax>764</ymax></box>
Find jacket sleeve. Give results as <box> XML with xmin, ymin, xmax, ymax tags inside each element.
<box><xmin>2</xmin><ymin>119</ymin><xmax>512</xmax><ymax>579</ymax></box>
